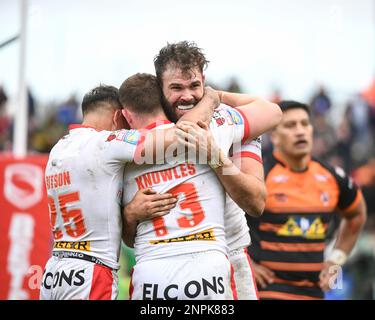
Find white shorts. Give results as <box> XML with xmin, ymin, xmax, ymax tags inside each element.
<box><xmin>229</xmin><ymin>248</ymin><xmax>259</xmax><ymax>300</ymax></box>
<box><xmin>130</xmin><ymin>250</ymin><xmax>236</xmax><ymax>300</ymax></box>
<box><xmin>40</xmin><ymin>254</ymin><xmax>118</xmax><ymax>300</ymax></box>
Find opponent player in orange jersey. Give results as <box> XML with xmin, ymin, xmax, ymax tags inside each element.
<box><xmin>248</xmin><ymin>101</ymin><xmax>367</xmax><ymax>300</ymax></box>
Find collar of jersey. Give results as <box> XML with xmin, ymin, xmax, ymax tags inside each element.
<box><xmin>69</xmin><ymin>124</ymin><xmax>100</xmax><ymax>131</ymax></box>
<box><xmin>142</xmin><ymin>120</ymin><xmax>172</xmax><ymax>131</ymax></box>
<box><xmin>273</xmin><ymin>150</ymin><xmax>311</xmax><ymax>173</ymax></box>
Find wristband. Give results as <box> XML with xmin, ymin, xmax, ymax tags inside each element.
<box><xmin>208</xmin><ymin>149</ymin><xmax>226</xmax><ymax>169</ymax></box>
<box><xmin>327</xmin><ymin>249</ymin><xmax>347</xmax><ymax>266</ymax></box>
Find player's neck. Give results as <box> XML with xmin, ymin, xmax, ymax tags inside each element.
<box><xmin>82</xmin><ymin>115</ymin><xmax>112</xmax><ymax>131</ymax></box>
<box><xmin>132</xmin><ymin>111</ymin><xmax>169</xmax><ymax>129</ymax></box>
<box><xmin>275</xmin><ymin>150</ymin><xmax>310</xmax><ymax>172</ymax></box>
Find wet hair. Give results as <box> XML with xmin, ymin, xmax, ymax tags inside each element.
<box><xmin>118</xmin><ymin>73</ymin><xmax>163</xmax><ymax>114</ymax></box>
<box><xmin>81</xmin><ymin>85</ymin><xmax>121</xmax><ymax>116</ymax></box>
<box><xmin>279</xmin><ymin>100</ymin><xmax>311</xmax><ymax>117</ymax></box>
<box><xmin>154</xmin><ymin>41</ymin><xmax>209</xmax><ymax>81</ymax></box>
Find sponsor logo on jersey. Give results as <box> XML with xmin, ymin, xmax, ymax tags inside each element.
<box><xmin>42</xmin><ymin>269</ymin><xmax>85</xmax><ymax>289</ymax></box>
<box><xmin>123</xmin><ymin>130</ymin><xmax>140</xmax><ymax>145</ymax></box>
<box><xmin>142</xmin><ymin>276</ymin><xmax>225</xmax><ymax>300</ymax></box>
<box><xmin>276</xmin><ymin>217</ymin><xmax>325</xmax><ymax>239</ymax></box>
<box><xmin>212</xmin><ymin>111</ymin><xmax>226</xmax><ymax>126</ymax></box>
<box><xmin>274</xmin><ymin>193</ymin><xmax>288</xmax><ymax>202</ymax></box>
<box><xmin>272</xmin><ymin>175</ymin><xmax>289</xmax><ymax>183</ymax></box>
<box><xmin>314</xmin><ymin>173</ymin><xmax>329</xmax><ymax>182</ymax></box>
<box><xmin>54</xmin><ymin>241</ymin><xmax>91</xmax><ymax>252</ymax></box>
<box><xmin>149</xmin><ymin>228</ymin><xmax>216</xmax><ymax>245</ymax></box>
<box><xmin>115</xmin><ymin>131</ymin><xmax>126</xmax><ymax>141</ymax></box>
<box><xmin>106</xmin><ymin>134</ymin><xmax>116</xmax><ymax>142</ymax></box>
<box><xmin>226</xmin><ymin>108</ymin><xmax>243</xmax><ymax>125</ymax></box>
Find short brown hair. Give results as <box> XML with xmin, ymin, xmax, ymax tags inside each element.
<box><xmin>154</xmin><ymin>41</ymin><xmax>209</xmax><ymax>81</ymax></box>
<box><xmin>119</xmin><ymin>73</ymin><xmax>163</xmax><ymax>114</ymax></box>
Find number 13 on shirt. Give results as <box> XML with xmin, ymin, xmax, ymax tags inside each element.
<box><xmin>152</xmin><ymin>182</ymin><xmax>205</xmax><ymax>237</ymax></box>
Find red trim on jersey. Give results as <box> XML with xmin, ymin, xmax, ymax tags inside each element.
<box><xmin>234</xmin><ymin>108</ymin><xmax>251</xmax><ymax>143</ymax></box>
<box><xmin>232</xmin><ymin>151</ymin><xmax>263</xmax><ymax>164</ymax></box>
<box><xmin>129</xmin><ymin>267</ymin><xmax>135</xmax><ymax>300</ymax></box>
<box><xmin>133</xmin><ymin>120</ymin><xmax>173</xmax><ymax>162</ymax></box>
<box><xmin>244</xmin><ymin>247</ymin><xmax>259</xmax><ymax>300</ymax></box>
<box><xmin>89</xmin><ymin>264</ymin><xmax>113</xmax><ymax>300</ymax></box>
<box><xmin>133</xmin><ymin>131</ymin><xmax>147</xmax><ymax>163</ymax></box>
<box><xmin>230</xmin><ymin>263</ymin><xmax>238</xmax><ymax>300</ymax></box>
<box><xmin>142</xmin><ymin>120</ymin><xmax>172</xmax><ymax>131</ymax></box>
<box><xmin>69</xmin><ymin>124</ymin><xmax>99</xmax><ymax>131</ymax></box>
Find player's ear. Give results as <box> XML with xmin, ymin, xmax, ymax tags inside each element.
<box><xmin>113</xmin><ymin>109</ymin><xmax>127</xmax><ymax>130</ymax></box>
<box><xmin>121</xmin><ymin>109</ymin><xmax>133</xmax><ymax>128</ymax></box>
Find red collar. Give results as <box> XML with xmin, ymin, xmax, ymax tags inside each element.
<box><xmin>142</xmin><ymin>120</ymin><xmax>172</xmax><ymax>130</ymax></box>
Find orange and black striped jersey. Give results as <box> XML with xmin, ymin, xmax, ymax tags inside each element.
<box><xmin>247</xmin><ymin>151</ymin><xmax>362</xmax><ymax>300</ymax></box>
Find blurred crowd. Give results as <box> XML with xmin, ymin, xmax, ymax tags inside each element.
<box><xmin>1</xmin><ymin>79</ymin><xmax>375</xmax><ymax>299</ymax></box>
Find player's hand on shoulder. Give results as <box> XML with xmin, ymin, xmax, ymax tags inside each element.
<box><xmin>124</xmin><ymin>188</ymin><xmax>177</xmax><ymax>222</ymax></box>
<box><xmin>176</xmin><ymin>120</ymin><xmax>220</xmax><ymax>164</ymax></box>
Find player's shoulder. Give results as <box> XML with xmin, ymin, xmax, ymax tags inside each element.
<box><xmin>263</xmin><ymin>153</ymin><xmax>280</xmax><ymax>176</ymax></box>
<box><xmin>99</xmin><ymin>129</ymin><xmax>141</xmax><ymax>146</ymax></box>
<box><xmin>49</xmin><ymin>132</ymin><xmax>71</xmax><ymax>153</ymax></box>
<box><xmin>211</xmin><ymin>104</ymin><xmax>244</xmax><ymax>128</ymax></box>
<box><xmin>243</xmin><ymin>135</ymin><xmax>262</xmax><ymax>146</ymax></box>
<box><xmin>310</xmin><ymin>157</ymin><xmax>349</xmax><ymax>181</ymax></box>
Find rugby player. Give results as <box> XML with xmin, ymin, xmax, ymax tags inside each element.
<box><xmin>120</xmin><ymin>71</ymin><xmax>280</xmax><ymax>299</ymax></box>
<box><xmin>247</xmin><ymin>101</ymin><xmax>367</xmax><ymax>299</ymax></box>
<box><xmin>153</xmin><ymin>41</ymin><xmax>281</xmax><ymax>299</ymax></box>
<box><xmin>41</xmin><ymin>84</ymin><xmax>218</xmax><ymax>299</ymax></box>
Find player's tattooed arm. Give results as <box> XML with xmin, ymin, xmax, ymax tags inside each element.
<box><xmin>122</xmin><ymin>188</ymin><xmax>177</xmax><ymax>247</ymax></box>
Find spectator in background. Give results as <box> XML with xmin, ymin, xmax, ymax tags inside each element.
<box><xmin>310</xmin><ymin>86</ymin><xmax>332</xmax><ymax>117</ymax></box>
<box><xmin>332</xmin><ymin>117</ymin><xmax>353</xmax><ymax>172</ymax></box>
<box><xmin>352</xmin><ymin>158</ymin><xmax>375</xmax><ymax>221</ymax></box>
<box><xmin>362</xmin><ymin>78</ymin><xmax>375</xmax><ymax>132</ymax></box>
<box><xmin>0</xmin><ymin>86</ymin><xmax>7</xmax><ymax>107</ymax></box>
<box><xmin>345</xmin><ymin>94</ymin><xmax>373</xmax><ymax>166</ymax></box>
<box><xmin>226</xmin><ymin>77</ymin><xmax>243</xmax><ymax>93</ymax></box>
<box><xmin>312</xmin><ymin>113</ymin><xmax>337</xmax><ymax>163</ymax></box>
<box><xmin>30</xmin><ymin>112</ymin><xmax>66</xmax><ymax>153</ymax></box>
<box><xmin>56</xmin><ymin>94</ymin><xmax>80</xmax><ymax>126</ymax></box>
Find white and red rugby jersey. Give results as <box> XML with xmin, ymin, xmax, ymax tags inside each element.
<box><xmin>123</xmin><ymin>106</ymin><xmax>251</xmax><ymax>263</ymax></box>
<box><xmin>45</xmin><ymin>125</ymin><xmax>143</xmax><ymax>270</ymax></box>
<box><xmin>224</xmin><ymin>136</ymin><xmax>263</xmax><ymax>251</ymax></box>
